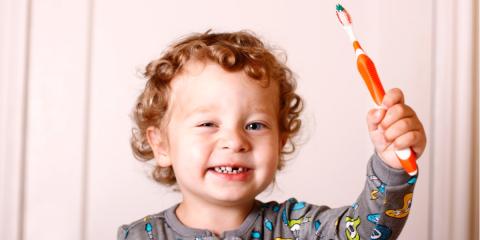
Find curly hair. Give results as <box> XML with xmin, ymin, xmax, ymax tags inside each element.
<box><xmin>131</xmin><ymin>30</ymin><xmax>304</xmax><ymax>186</ymax></box>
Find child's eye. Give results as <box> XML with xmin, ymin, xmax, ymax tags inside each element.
<box><xmin>245</xmin><ymin>122</ymin><xmax>266</xmax><ymax>131</ymax></box>
<box><xmin>198</xmin><ymin>122</ymin><xmax>216</xmax><ymax>127</ymax></box>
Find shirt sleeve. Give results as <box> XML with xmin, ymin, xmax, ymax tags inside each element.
<box><xmin>337</xmin><ymin>152</ymin><xmax>417</xmax><ymax>239</ymax></box>
<box><xmin>117</xmin><ymin>216</ymin><xmax>161</xmax><ymax>240</ymax></box>
<box><xmin>117</xmin><ymin>225</ymin><xmax>129</xmax><ymax>240</ymax></box>
<box><xmin>269</xmin><ymin>152</ymin><xmax>417</xmax><ymax>240</ymax></box>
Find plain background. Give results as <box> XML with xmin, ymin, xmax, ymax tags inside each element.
<box><xmin>1</xmin><ymin>0</ymin><xmax>478</xmax><ymax>239</ymax></box>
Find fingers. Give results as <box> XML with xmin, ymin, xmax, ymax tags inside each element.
<box><xmin>392</xmin><ymin>131</ymin><xmax>426</xmax><ymax>159</ymax></box>
<box><xmin>367</xmin><ymin>108</ymin><xmax>386</xmax><ymax>131</ymax></box>
<box><xmin>367</xmin><ymin>104</ymin><xmax>415</xmax><ymax>132</ymax></box>
<box><xmin>380</xmin><ymin>104</ymin><xmax>416</xmax><ymax>130</ymax></box>
<box><xmin>368</xmin><ymin>88</ymin><xmax>427</xmax><ymax>159</ymax></box>
<box><xmin>383</xmin><ymin>117</ymin><xmax>421</xmax><ymax>142</ymax></box>
<box><xmin>382</xmin><ymin>88</ymin><xmax>404</xmax><ymax>108</ymax></box>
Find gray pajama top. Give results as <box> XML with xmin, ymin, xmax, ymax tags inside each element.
<box><xmin>118</xmin><ymin>153</ymin><xmax>417</xmax><ymax>240</ymax></box>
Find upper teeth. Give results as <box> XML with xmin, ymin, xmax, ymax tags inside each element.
<box><xmin>214</xmin><ymin>166</ymin><xmax>246</xmax><ymax>174</ymax></box>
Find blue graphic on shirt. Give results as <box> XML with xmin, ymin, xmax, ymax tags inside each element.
<box><xmin>378</xmin><ymin>184</ymin><xmax>386</xmax><ymax>193</ymax></box>
<box><xmin>407</xmin><ymin>176</ymin><xmax>417</xmax><ymax>185</ymax></box>
<box><xmin>314</xmin><ymin>220</ymin><xmax>321</xmax><ymax>231</ymax></box>
<box><xmin>272</xmin><ymin>204</ymin><xmax>280</xmax><ymax>212</ymax></box>
<box><xmin>145</xmin><ymin>222</ymin><xmax>154</xmax><ymax>240</ymax></box>
<box><xmin>369</xmin><ymin>175</ymin><xmax>386</xmax><ymax>193</ymax></box>
<box><xmin>292</xmin><ymin>202</ymin><xmax>305</xmax><ymax>211</ymax></box>
<box><xmin>370</xmin><ymin>224</ymin><xmax>392</xmax><ymax>240</ymax></box>
<box><xmin>251</xmin><ymin>230</ymin><xmax>262</xmax><ymax>239</ymax></box>
<box><xmin>282</xmin><ymin>209</ymin><xmax>288</xmax><ymax>225</ymax></box>
<box><xmin>352</xmin><ymin>202</ymin><xmax>359</xmax><ymax>210</ymax></box>
<box><xmin>367</xmin><ymin>213</ymin><xmax>380</xmax><ymax>224</ymax></box>
<box><xmin>265</xmin><ymin>219</ymin><xmax>273</xmax><ymax>231</ymax></box>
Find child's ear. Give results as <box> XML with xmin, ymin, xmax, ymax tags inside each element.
<box><xmin>146</xmin><ymin>126</ymin><xmax>172</xmax><ymax>167</ymax></box>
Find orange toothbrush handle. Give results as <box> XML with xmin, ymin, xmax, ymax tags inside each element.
<box><xmin>356</xmin><ymin>54</ymin><xmax>385</xmax><ymax>106</ymax></box>
<box><xmin>354</xmin><ymin>42</ymin><xmax>418</xmax><ymax>176</ymax></box>
<box><xmin>396</xmin><ymin>148</ymin><xmax>418</xmax><ymax>176</ymax></box>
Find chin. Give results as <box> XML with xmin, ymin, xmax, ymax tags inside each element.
<box><xmin>209</xmin><ymin>190</ymin><xmax>257</xmax><ymax>205</ymax></box>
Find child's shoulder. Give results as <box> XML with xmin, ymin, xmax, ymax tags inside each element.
<box><xmin>117</xmin><ymin>209</ymin><xmax>169</xmax><ymax>240</ymax></box>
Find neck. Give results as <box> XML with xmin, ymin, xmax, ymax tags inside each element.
<box><xmin>175</xmin><ymin>198</ymin><xmax>256</xmax><ymax>236</ymax></box>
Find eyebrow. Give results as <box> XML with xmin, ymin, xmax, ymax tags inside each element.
<box><xmin>185</xmin><ymin>105</ymin><xmax>273</xmax><ymax>118</ymax></box>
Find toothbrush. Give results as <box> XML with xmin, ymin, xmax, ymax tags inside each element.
<box><xmin>335</xmin><ymin>3</ymin><xmax>418</xmax><ymax>176</ymax></box>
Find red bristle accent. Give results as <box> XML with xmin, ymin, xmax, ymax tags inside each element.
<box><xmin>336</xmin><ymin>12</ymin><xmax>343</xmax><ymax>25</ymax></box>
<box><xmin>344</xmin><ymin>9</ymin><xmax>352</xmax><ymax>24</ymax></box>
<box><xmin>336</xmin><ymin>9</ymin><xmax>352</xmax><ymax>25</ymax></box>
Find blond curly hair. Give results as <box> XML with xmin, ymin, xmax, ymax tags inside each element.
<box><xmin>131</xmin><ymin>30</ymin><xmax>304</xmax><ymax>186</ymax></box>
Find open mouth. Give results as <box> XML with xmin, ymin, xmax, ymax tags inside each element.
<box><xmin>209</xmin><ymin>166</ymin><xmax>251</xmax><ymax>174</ymax></box>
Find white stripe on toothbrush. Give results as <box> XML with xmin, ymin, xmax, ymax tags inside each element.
<box><xmin>343</xmin><ymin>26</ymin><xmax>357</xmax><ymax>42</ymax></box>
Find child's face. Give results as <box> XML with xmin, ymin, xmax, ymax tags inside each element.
<box><xmin>149</xmin><ymin>60</ymin><xmax>283</xmax><ymax>206</ymax></box>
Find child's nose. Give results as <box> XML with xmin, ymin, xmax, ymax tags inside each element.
<box><xmin>220</xmin><ymin>129</ymin><xmax>251</xmax><ymax>152</ymax></box>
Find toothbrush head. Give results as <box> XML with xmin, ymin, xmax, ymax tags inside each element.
<box><xmin>336</xmin><ymin>3</ymin><xmax>352</xmax><ymax>26</ymax></box>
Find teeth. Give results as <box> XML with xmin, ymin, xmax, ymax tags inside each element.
<box><xmin>213</xmin><ymin>166</ymin><xmax>248</xmax><ymax>174</ymax></box>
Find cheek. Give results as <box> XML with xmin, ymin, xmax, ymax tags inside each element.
<box><xmin>255</xmin><ymin>137</ymin><xmax>281</xmax><ymax>169</ymax></box>
<box><xmin>169</xmin><ymin>132</ymin><xmax>213</xmax><ymax>168</ymax></box>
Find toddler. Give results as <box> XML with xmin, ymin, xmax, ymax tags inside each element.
<box><xmin>118</xmin><ymin>30</ymin><xmax>426</xmax><ymax>240</ymax></box>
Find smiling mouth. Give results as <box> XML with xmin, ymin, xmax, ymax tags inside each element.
<box><xmin>208</xmin><ymin>166</ymin><xmax>252</xmax><ymax>174</ymax></box>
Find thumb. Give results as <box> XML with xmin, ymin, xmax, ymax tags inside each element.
<box><xmin>367</xmin><ymin>108</ymin><xmax>386</xmax><ymax>131</ymax></box>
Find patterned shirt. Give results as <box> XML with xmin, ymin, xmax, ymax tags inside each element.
<box><xmin>118</xmin><ymin>153</ymin><xmax>417</xmax><ymax>239</ymax></box>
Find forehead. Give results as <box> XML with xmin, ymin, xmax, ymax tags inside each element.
<box><xmin>169</xmin><ymin>61</ymin><xmax>279</xmax><ymax>116</ymax></box>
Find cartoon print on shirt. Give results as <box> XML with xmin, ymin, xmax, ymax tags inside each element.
<box><xmin>292</xmin><ymin>201</ymin><xmax>306</xmax><ymax>211</ymax></box>
<box><xmin>407</xmin><ymin>176</ymin><xmax>417</xmax><ymax>185</ymax></box>
<box><xmin>385</xmin><ymin>193</ymin><xmax>413</xmax><ymax>218</ymax></box>
<box><xmin>145</xmin><ymin>222</ymin><xmax>154</xmax><ymax>240</ymax></box>
<box><xmin>367</xmin><ymin>213</ymin><xmax>380</xmax><ymax>224</ymax></box>
<box><xmin>345</xmin><ymin>216</ymin><xmax>361</xmax><ymax>240</ymax></box>
<box><xmin>251</xmin><ymin>230</ymin><xmax>262</xmax><ymax>239</ymax></box>
<box><xmin>265</xmin><ymin>219</ymin><xmax>274</xmax><ymax>231</ymax></box>
<box><xmin>288</xmin><ymin>216</ymin><xmax>312</xmax><ymax>238</ymax></box>
<box><xmin>370</xmin><ymin>224</ymin><xmax>392</xmax><ymax>240</ymax></box>
<box><xmin>272</xmin><ymin>203</ymin><xmax>281</xmax><ymax>212</ymax></box>
<box><xmin>314</xmin><ymin>219</ymin><xmax>321</xmax><ymax>232</ymax></box>
<box><xmin>281</xmin><ymin>207</ymin><xmax>312</xmax><ymax>239</ymax></box>
<box><xmin>143</xmin><ymin>216</ymin><xmax>155</xmax><ymax>240</ymax></box>
<box><xmin>371</xmin><ymin>189</ymin><xmax>379</xmax><ymax>200</ymax></box>
<box><xmin>351</xmin><ymin>202</ymin><xmax>359</xmax><ymax>210</ymax></box>
<box><xmin>369</xmin><ymin>175</ymin><xmax>386</xmax><ymax>194</ymax></box>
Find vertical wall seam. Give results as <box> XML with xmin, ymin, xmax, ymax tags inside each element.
<box><xmin>18</xmin><ymin>0</ymin><xmax>32</xmax><ymax>239</ymax></box>
<box><xmin>80</xmin><ymin>0</ymin><xmax>94</xmax><ymax>239</ymax></box>
<box><xmin>470</xmin><ymin>0</ymin><xmax>479</xmax><ymax>237</ymax></box>
<box><xmin>449</xmin><ymin>1</ymin><xmax>459</xmax><ymax>238</ymax></box>
<box><xmin>427</xmin><ymin>0</ymin><xmax>437</xmax><ymax>239</ymax></box>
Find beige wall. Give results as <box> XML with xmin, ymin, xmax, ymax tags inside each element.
<box><xmin>0</xmin><ymin>0</ymin><xmax>477</xmax><ymax>239</ymax></box>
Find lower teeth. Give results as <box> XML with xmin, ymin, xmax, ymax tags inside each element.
<box><xmin>213</xmin><ymin>168</ymin><xmax>246</xmax><ymax>174</ymax></box>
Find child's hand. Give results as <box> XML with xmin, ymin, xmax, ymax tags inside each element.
<box><xmin>367</xmin><ymin>88</ymin><xmax>426</xmax><ymax>169</ymax></box>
